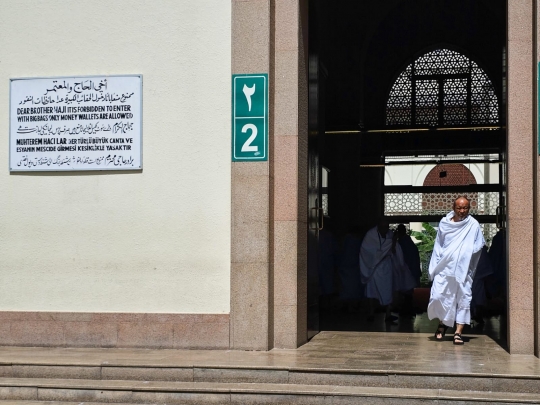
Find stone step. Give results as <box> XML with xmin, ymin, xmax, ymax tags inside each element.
<box><xmin>0</xmin><ymin>378</ymin><xmax>540</xmax><ymax>404</ymax></box>
<box><xmin>2</xmin><ymin>363</ymin><xmax>540</xmax><ymax>394</ymax></box>
<box><xmin>0</xmin><ymin>403</ymin><xmax>136</xmax><ymax>405</ymax></box>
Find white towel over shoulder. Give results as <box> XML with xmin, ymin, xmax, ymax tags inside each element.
<box><xmin>428</xmin><ymin>211</ymin><xmax>485</xmax><ymax>284</ymax></box>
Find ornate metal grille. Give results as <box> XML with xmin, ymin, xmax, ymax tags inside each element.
<box><xmin>443</xmin><ymin>78</ymin><xmax>468</xmax><ymax>125</ymax></box>
<box><xmin>416</xmin><ymin>80</ymin><xmax>438</xmax><ymax>125</ymax></box>
<box><xmin>480</xmin><ymin>223</ymin><xmax>498</xmax><ymax>247</ymax></box>
<box><xmin>471</xmin><ymin>66</ymin><xmax>499</xmax><ymax>124</ymax></box>
<box><xmin>386</xmin><ymin>49</ymin><xmax>499</xmax><ymax>126</ymax></box>
<box><xmin>384</xmin><ymin>191</ymin><xmax>499</xmax><ymax>216</ymax></box>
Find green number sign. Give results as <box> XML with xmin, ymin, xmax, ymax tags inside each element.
<box><xmin>232</xmin><ymin>74</ymin><xmax>268</xmax><ymax>161</ymax></box>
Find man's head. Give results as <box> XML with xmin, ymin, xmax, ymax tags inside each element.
<box><xmin>452</xmin><ymin>196</ymin><xmax>470</xmax><ymax>222</ymax></box>
<box><xmin>397</xmin><ymin>224</ymin><xmax>407</xmax><ymax>236</ymax></box>
<box><xmin>377</xmin><ymin>217</ymin><xmax>390</xmax><ymax>236</ymax></box>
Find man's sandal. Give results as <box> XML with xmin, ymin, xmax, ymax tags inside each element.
<box><xmin>434</xmin><ymin>323</ymin><xmax>448</xmax><ymax>341</ymax></box>
<box><xmin>453</xmin><ymin>333</ymin><xmax>464</xmax><ymax>345</ymax></box>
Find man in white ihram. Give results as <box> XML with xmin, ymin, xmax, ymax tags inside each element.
<box><xmin>428</xmin><ymin>197</ymin><xmax>485</xmax><ymax>345</ymax></box>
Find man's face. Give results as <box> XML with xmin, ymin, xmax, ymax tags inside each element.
<box><xmin>453</xmin><ymin>198</ymin><xmax>470</xmax><ymax>221</ymax></box>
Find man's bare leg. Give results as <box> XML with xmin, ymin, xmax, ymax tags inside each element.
<box><xmin>435</xmin><ymin>319</ymin><xmax>447</xmax><ymax>340</ymax></box>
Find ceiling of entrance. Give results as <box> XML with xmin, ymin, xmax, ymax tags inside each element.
<box><xmin>310</xmin><ymin>0</ymin><xmax>506</xmax><ymax>132</ymax></box>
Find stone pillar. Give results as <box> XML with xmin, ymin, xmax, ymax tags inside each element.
<box><xmin>273</xmin><ymin>0</ymin><xmax>309</xmax><ymax>348</ymax></box>
<box><xmin>507</xmin><ymin>0</ymin><xmax>535</xmax><ymax>354</ymax></box>
<box><xmin>231</xmin><ymin>0</ymin><xmax>307</xmax><ymax>350</ymax></box>
<box><xmin>533</xmin><ymin>0</ymin><xmax>540</xmax><ymax>357</ymax></box>
<box><xmin>231</xmin><ymin>0</ymin><xmax>274</xmax><ymax>350</ymax></box>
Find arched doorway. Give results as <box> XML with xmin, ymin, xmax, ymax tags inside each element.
<box><xmin>380</xmin><ymin>49</ymin><xmax>506</xmax><ymax>337</ymax></box>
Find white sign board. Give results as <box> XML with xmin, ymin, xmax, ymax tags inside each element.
<box><xmin>10</xmin><ymin>75</ymin><xmax>142</xmax><ymax>171</ymax></box>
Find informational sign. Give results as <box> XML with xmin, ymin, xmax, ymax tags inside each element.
<box><xmin>232</xmin><ymin>74</ymin><xmax>268</xmax><ymax>161</ymax></box>
<box><xmin>10</xmin><ymin>75</ymin><xmax>142</xmax><ymax>171</ymax></box>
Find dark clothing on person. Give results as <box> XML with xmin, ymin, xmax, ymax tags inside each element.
<box><xmin>487</xmin><ymin>229</ymin><xmax>506</xmax><ymax>297</ymax></box>
<box><xmin>471</xmin><ymin>246</ymin><xmax>494</xmax><ymax>309</ymax></box>
<box><xmin>398</xmin><ymin>234</ymin><xmax>421</xmax><ymax>287</ymax></box>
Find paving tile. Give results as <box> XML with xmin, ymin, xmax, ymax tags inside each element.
<box><xmin>0</xmin><ymin>366</ymin><xmax>12</xmax><ymax>377</ymax></box>
<box><xmin>37</xmin><ymin>388</ymin><xmax>133</xmax><ymax>402</ymax></box>
<box><xmin>439</xmin><ymin>388</ymin><xmax>540</xmax><ymax>402</ymax></box>
<box><xmin>434</xmin><ymin>402</ymin><xmax>487</xmax><ymax>405</ymax></box>
<box><xmin>388</xmin><ymin>374</ymin><xmax>492</xmax><ymax>391</ymax></box>
<box><xmin>102</xmin><ymin>366</ymin><xmax>194</xmax><ymax>382</ymax></box>
<box><xmin>194</xmin><ymin>368</ymin><xmax>288</xmax><ymax>384</ymax></box>
<box><xmin>493</xmin><ymin>377</ymin><xmax>540</xmax><ymax>394</ymax></box>
<box><xmin>131</xmin><ymin>391</ymin><xmax>231</xmax><ymax>404</ymax></box>
<box><xmin>0</xmin><ymin>387</ymin><xmax>37</xmax><ymax>400</ymax></box>
<box><xmin>386</xmin><ymin>360</ymin><xmax>491</xmax><ymax>375</ymax></box>
<box><xmin>0</xmin><ymin>402</ymin><xmax>134</xmax><ymax>405</ymax></box>
<box><xmin>330</xmin><ymin>397</ymin><xmax>435</xmax><ymax>404</ymax></box>
<box><xmin>490</xmin><ymin>362</ymin><xmax>540</xmax><ymax>376</ymax></box>
<box><xmin>327</xmin><ymin>386</ymin><xmax>439</xmax><ymax>404</ymax></box>
<box><xmin>230</xmin><ymin>393</ymin><xmax>329</xmax><ymax>404</ymax></box>
<box><xmin>289</xmin><ymin>371</ymin><xmax>389</xmax><ymax>387</ymax></box>
<box><xmin>12</xmin><ymin>365</ymin><xmax>100</xmax><ymax>380</ymax></box>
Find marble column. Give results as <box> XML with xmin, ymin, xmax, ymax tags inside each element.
<box><xmin>507</xmin><ymin>0</ymin><xmax>535</xmax><ymax>354</ymax></box>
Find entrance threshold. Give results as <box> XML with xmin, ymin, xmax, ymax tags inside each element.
<box><xmin>319</xmin><ymin>309</ymin><xmax>505</xmax><ymax>346</ymax></box>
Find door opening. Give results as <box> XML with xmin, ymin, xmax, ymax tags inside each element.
<box><xmin>307</xmin><ymin>0</ymin><xmax>507</xmax><ymax>344</ymax></box>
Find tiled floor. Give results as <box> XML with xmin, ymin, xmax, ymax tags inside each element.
<box><xmin>320</xmin><ymin>308</ymin><xmax>506</xmax><ymax>346</ymax></box>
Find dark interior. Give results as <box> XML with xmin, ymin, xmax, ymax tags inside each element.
<box><xmin>307</xmin><ymin>0</ymin><xmax>507</xmax><ymax>341</ymax></box>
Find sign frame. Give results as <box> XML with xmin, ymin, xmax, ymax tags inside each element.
<box><xmin>9</xmin><ymin>74</ymin><xmax>143</xmax><ymax>172</ymax></box>
<box><xmin>232</xmin><ymin>73</ymin><xmax>268</xmax><ymax>162</ymax></box>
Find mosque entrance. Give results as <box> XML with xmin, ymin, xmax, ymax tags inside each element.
<box><xmin>307</xmin><ymin>0</ymin><xmax>507</xmax><ymax>343</ymax></box>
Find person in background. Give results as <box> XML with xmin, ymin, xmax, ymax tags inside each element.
<box><xmin>396</xmin><ymin>224</ymin><xmax>421</xmax><ymax>287</ymax></box>
<box><xmin>396</xmin><ymin>224</ymin><xmax>421</xmax><ymax>316</ymax></box>
<box><xmin>487</xmin><ymin>229</ymin><xmax>507</xmax><ymax>312</ymax></box>
<box><xmin>359</xmin><ymin>218</ymin><xmax>414</xmax><ymax>322</ymax></box>
<box><xmin>470</xmin><ymin>246</ymin><xmax>494</xmax><ymax>324</ymax></box>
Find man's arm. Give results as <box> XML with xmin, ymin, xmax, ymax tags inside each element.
<box><xmin>428</xmin><ymin>227</ymin><xmax>443</xmax><ymax>281</ymax></box>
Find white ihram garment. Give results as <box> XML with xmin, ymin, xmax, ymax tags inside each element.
<box><xmin>359</xmin><ymin>227</ymin><xmax>416</xmax><ymax>306</ymax></box>
<box><xmin>428</xmin><ymin>212</ymin><xmax>485</xmax><ymax>327</ymax></box>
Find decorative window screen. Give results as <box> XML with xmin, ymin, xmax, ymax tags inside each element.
<box><xmin>386</xmin><ymin>49</ymin><xmax>499</xmax><ymax>126</ymax></box>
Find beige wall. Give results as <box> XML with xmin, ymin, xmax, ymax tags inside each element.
<box><xmin>0</xmin><ymin>1</ymin><xmax>231</xmax><ymax>314</ymax></box>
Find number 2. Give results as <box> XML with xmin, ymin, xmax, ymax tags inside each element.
<box><xmin>241</xmin><ymin>124</ymin><xmax>258</xmax><ymax>152</ymax></box>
